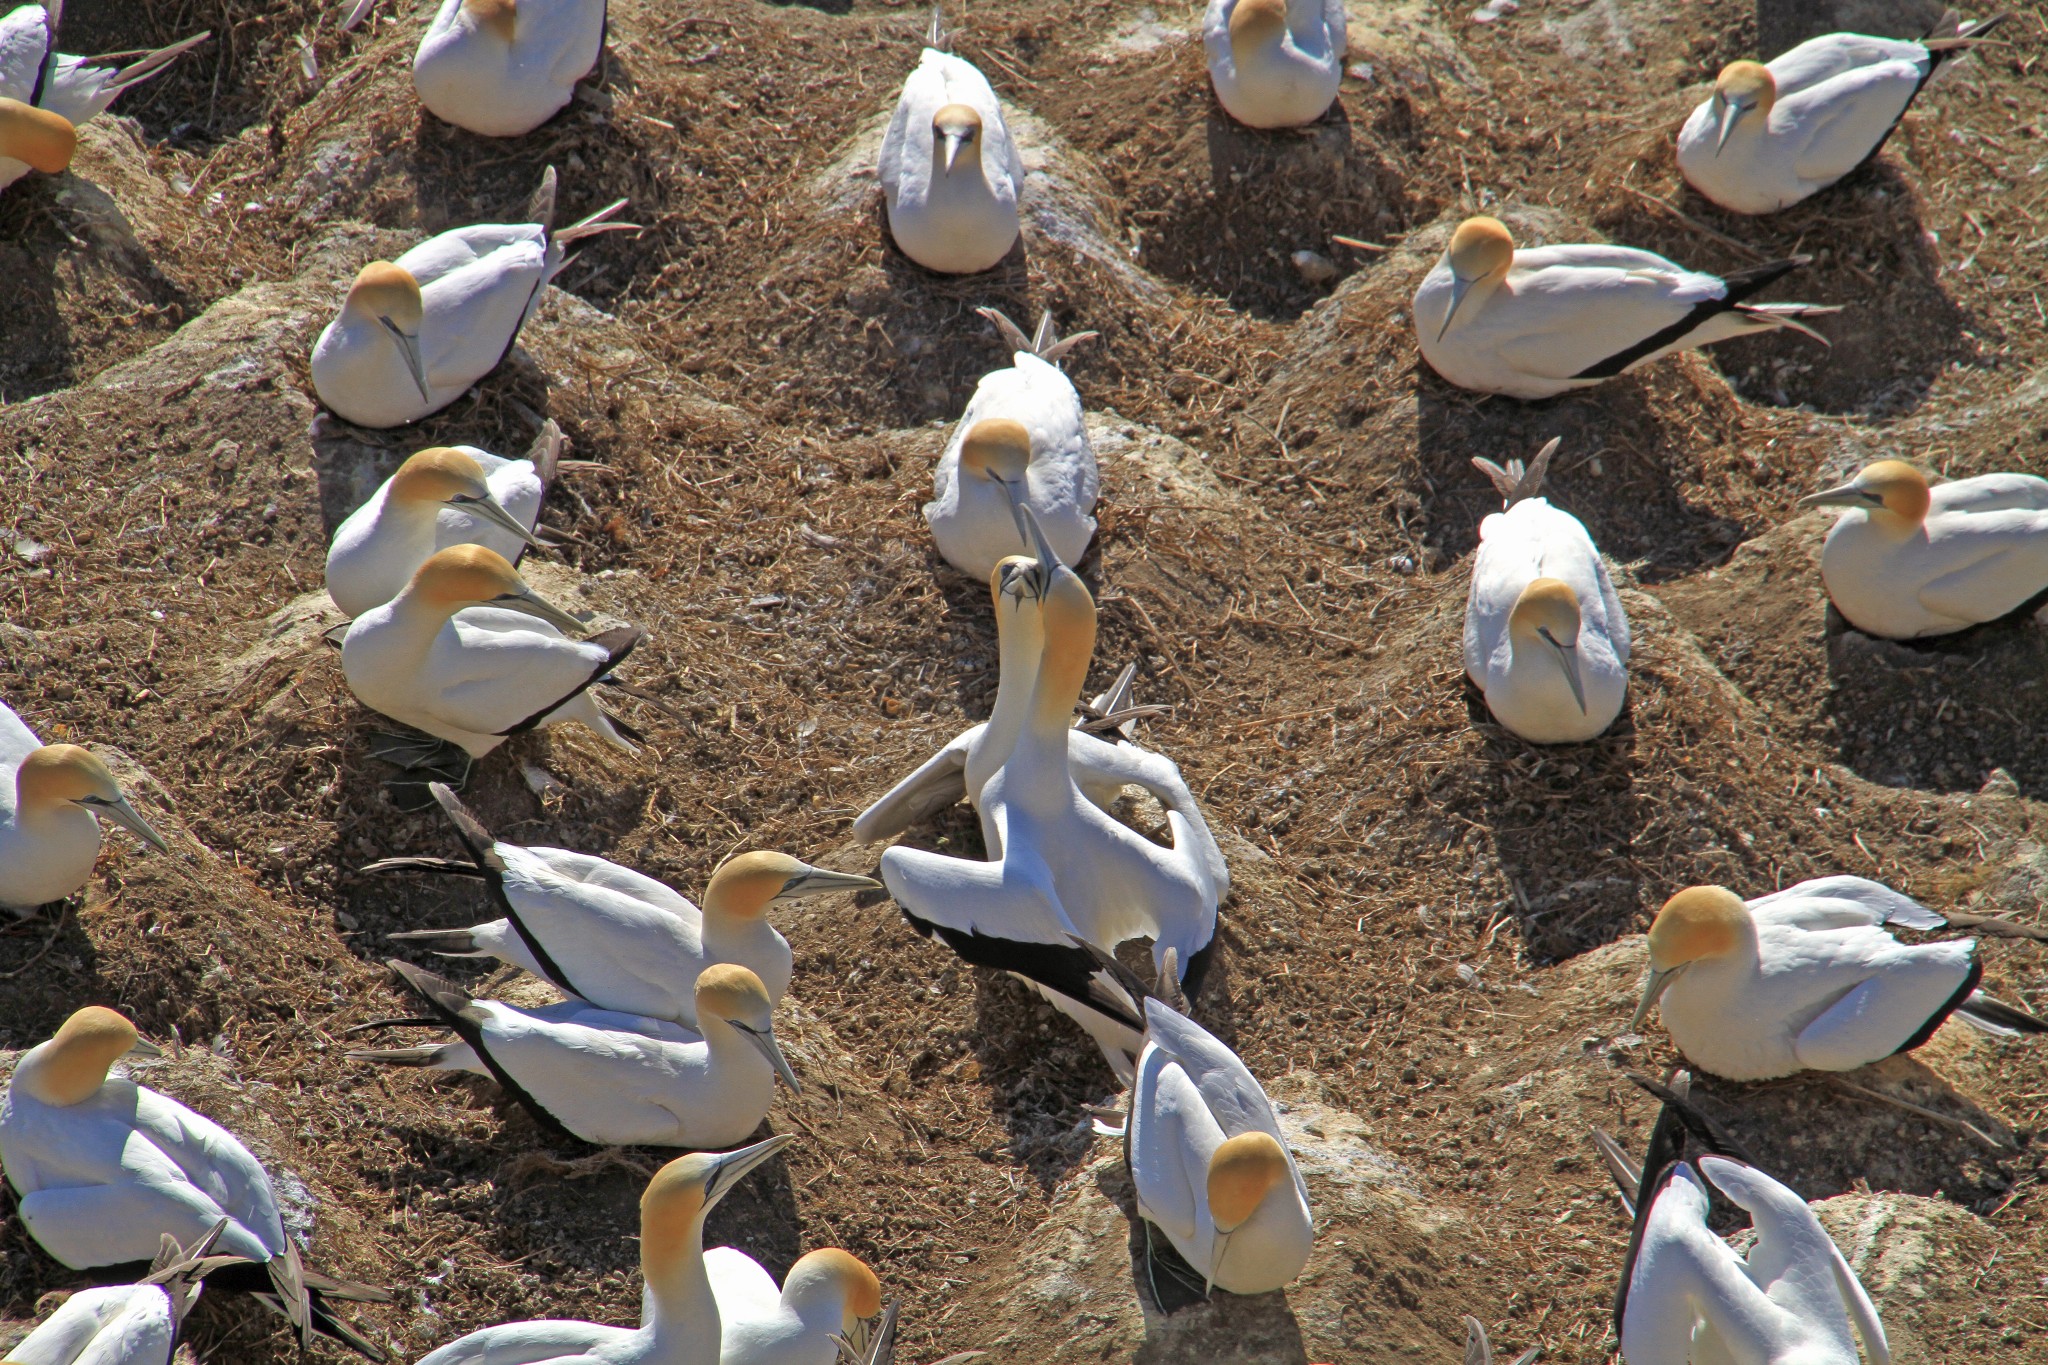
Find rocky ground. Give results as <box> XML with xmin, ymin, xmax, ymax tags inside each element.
<box><xmin>3</xmin><ymin>0</ymin><xmax>2047</xmax><ymax>1361</ymax></box>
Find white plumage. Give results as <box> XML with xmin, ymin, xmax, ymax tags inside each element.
<box><xmin>879</xmin><ymin>46</ymin><xmax>1022</xmax><ymax>274</ymax></box>
<box><xmin>1127</xmin><ymin>997</ymin><xmax>1312</xmax><ymax>1297</ymax></box>
<box><xmin>6</xmin><ymin>1284</ymin><xmax>180</xmax><ymax>1365</ymax></box>
<box><xmin>705</xmin><ymin>1247</ymin><xmax>884</xmax><ymax>1365</ymax></box>
<box><xmin>1621</xmin><ymin>1156</ymin><xmax>1889</xmax><ymax>1365</ymax></box>
<box><xmin>413</xmin><ymin>0</ymin><xmax>605</xmax><ymax>138</ymax></box>
<box><xmin>0</xmin><ymin>699</ymin><xmax>167</xmax><ymax>911</ymax></box>
<box><xmin>1202</xmin><ymin>0</ymin><xmax>1345</xmax><ymax>130</ymax></box>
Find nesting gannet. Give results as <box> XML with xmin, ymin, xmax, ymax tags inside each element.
<box><xmin>0</xmin><ymin>2</ymin><xmax>208</xmax><ymax>191</ymax></box>
<box><xmin>1678</xmin><ymin>16</ymin><xmax>2011</xmax><ymax>216</ymax></box>
<box><xmin>350</xmin><ymin>960</ymin><xmax>801</xmax><ymax>1147</ymax></box>
<box><xmin>878</xmin><ymin>15</ymin><xmax>1022</xmax><ymax>275</ymax></box>
<box><xmin>853</xmin><ymin>555</ymin><xmax>1229</xmax><ymax>898</ymax></box>
<box><xmin>1202</xmin><ymin>0</ymin><xmax>1345</xmax><ymax>130</ymax></box>
<box><xmin>925</xmin><ymin>309</ymin><xmax>1097</xmax><ymax>579</ymax></box>
<box><xmin>339</xmin><ymin>544</ymin><xmax>641</xmax><ymax>772</ymax></box>
<box><xmin>703</xmin><ymin>1246</ymin><xmax>884</xmax><ymax>1365</ymax></box>
<box><xmin>880</xmin><ymin>518</ymin><xmax>1221</xmax><ymax>1075</ymax></box>
<box><xmin>0</xmin><ymin>700</ymin><xmax>167</xmax><ymax>912</ymax></box>
<box><xmin>1413</xmin><ymin>217</ymin><xmax>1837</xmax><ymax>400</ymax></box>
<box><xmin>1630</xmin><ymin>878</ymin><xmax>2047</xmax><ymax>1081</ymax></box>
<box><xmin>413</xmin><ymin>1134</ymin><xmax>793</xmax><ymax>1365</ymax></box>
<box><xmin>377</xmin><ymin>782</ymin><xmax>877</xmax><ymax>1025</ymax></box>
<box><xmin>1797</xmin><ymin>459</ymin><xmax>2048</xmax><ymax>639</ymax></box>
<box><xmin>327</xmin><ymin>429</ymin><xmax>563</xmax><ymax>616</ymax></box>
<box><xmin>310</xmin><ymin>168</ymin><xmax>635</xmax><ymax>427</ymax></box>
<box><xmin>412</xmin><ymin>0</ymin><xmax>606</xmax><ymax>138</ymax></box>
<box><xmin>1121</xmin><ymin>991</ymin><xmax>1312</xmax><ymax>1303</ymax></box>
<box><xmin>0</xmin><ymin>1008</ymin><xmax>390</xmax><ymax>1359</ymax></box>
<box><xmin>1464</xmin><ymin>439</ymin><xmax>1629</xmax><ymax>744</ymax></box>
<box><xmin>0</xmin><ymin>1222</ymin><xmax>251</xmax><ymax>1365</ymax></box>
<box><xmin>1619</xmin><ymin>1154</ymin><xmax>1890</xmax><ymax>1365</ymax></box>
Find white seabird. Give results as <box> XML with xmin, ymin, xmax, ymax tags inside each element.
<box><xmin>0</xmin><ymin>1222</ymin><xmax>252</xmax><ymax>1365</ymax></box>
<box><xmin>1</xmin><ymin>699</ymin><xmax>167</xmax><ymax>912</ymax></box>
<box><xmin>413</xmin><ymin>0</ymin><xmax>606</xmax><ymax>138</ymax></box>
<box><xmin>1202</xmin><ymin>0</ymin><xmax>1345</xmax><ymax>130</ymax></box>
<box><xmin>878</xmin><ymin>16</ymin><xmax>1022</xmax><ymax>275</ymax></box>
<box><xmin>706</xmin><ymin>1246</ymin><xmax>886</xmax><ymax>1365</ymax></box>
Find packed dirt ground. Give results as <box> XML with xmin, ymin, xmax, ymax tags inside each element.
<box><xmin>5</xmin><ymin>0</ymin><xmax>2048</xmax><ymax>1360</ymax></box>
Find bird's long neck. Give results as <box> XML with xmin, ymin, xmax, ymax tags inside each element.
<box><xmin>382</xmin><ymin>586</ymin><xmax>463</xmax><ymax>648</ymax></box>
<box><xmin>927</xmin><ymin>142</ymin><xmax>993</xmax><ymax>203</ymax></box>
<box><xmin>642</xmin><ymin>1222</ymin><xmax>719</xmax><ymax>1354</ymax></box>
<box><xmin>1005</xmin><ymin>588</ymin><xmax>1093</xmax><ymax>804</ymax></box>
<box><xmin>969</xmin><ymin>593</ymin><xmax>1047</xmax><ymax>796</ymax></box>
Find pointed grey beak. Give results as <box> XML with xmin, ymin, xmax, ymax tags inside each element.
<box><xmin>774</xmin><ymin>865</ymin><xmax>884</xmax><ymax>903</ymax></box>
<box><xmin>448</xmin><ymin>493</ymin><xmax>544</xmax><ymax>550</ymax></box>
<box><xmin>1021</xmin><ymin>503</ymin><xmax>1062</xmax><ymax>573</ymax></box>
<box><xmin>1538</xmin><ymin>628</ymin><xmax>1588</xmax><ymax>715</ymax></box>
<box><xmin>942</xmin><ymin>131</ymin><xmax>967</xmax><ymax>174</ymax></box>
<box><xmin>1797</xmin><ymin>480</ymin><xmax>1882</xmax><ymax>511</ymax></box>
<box><xmin>993</xmin><ymin>476</ymin><xmax>1030</xmax><ymax>547</ymax></box>
<box><xmin>1630</xmin><ymin>964</ymin><xmax>1685</xmax><ymax>1032</ymax></box>
<box><xmin>492</xmin><ymin>589</ymin><xmax>587</xmax><ymax>635</ymax></box>
<box><xmin>1714</xmin><ymin>99</ymin><xmax>1751</xmax><ymax>155</ymax></box>
<box><xmin>1206</xmin><ymin>1227</ymin><xmax>1234</xmax><ymax>1297</ymax></box>
<box><xmin>732</xmin><ymin>1020</ymin><xmax>803</xmax><ymax>1096</ymax></box>
<box><xmin>703</xmin><ymin>1131</ymin><xmax>797</xmax><ymax>1211</ymax></box>
<box><xmin>126</xmin><ymin>1034</ymin><xmax>166</xmax><ymax>1059</ymax></box>
<box><xmin>82</xmin><ymin>792</ymin><xmax>170</xmax><ymax>853</ymax></box>
<box><xmin>1436</xmin><ymin>274</ymin><xmax>1472</xmax><ymax>342</ymax></box>
<box><xmin>379</xmin><ymin>316</ymin><xmax>432</xmax><ymax>403</ymax></box>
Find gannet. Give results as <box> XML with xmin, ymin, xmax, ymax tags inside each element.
<box><xmin>1</xmin><ymin>700</ymin><xmax>167</xmax><ymax>912</ymax></box>
<box><xmin>1464</xmin><ymin>439</ymin><xmax>1629</xmax><ymax>744</ymax></box>
<box><xmin>1202</xmin><ymin>0</ymin><xmax>1346</xmax><ymax>130</ymax></box>
<box><xmin>1122</xmin><ymin>991</ymin><xmax>1312</xmax><ymax>1302</ymax></box>
<box><xmin>1797</xmin><ymin>459</ymin><xmax>2048</xmax><ymax>639</ymax></box>
<box><xmin>1678</xmin><ymin>16</ymin><xmax>2011</xmax><ymax>215</ymax></box>
<box><xmin>853</xmin><ymin>555</ymin><xmax>1228</xmax><ymax>898</ymax></box>
<box><xmin>1630</xmin><ymin>878</ymin><xmax>2048</xmax><ymax>1081</ymax></box>
<box><xmin>0</xmin><ymin>2</ymin><xmax>208</xmax><ymax>191</ymax></box>
<box><xmin>878</xmin><ymin>16</ymin><xmax>1022</xmax><ymax>276</ymax></box>
<box><xmin>880</xmin><ymin>518</ymin><xmax>1221</xmax><ymax>1076</ymax></box>
<box><xmin>1413</xmin><ymin>216</ymin><xmax>1838</xmax><ymax>399</ymax></box>
<box><xmin>925</xmin><ymin>310</ymin><xmax>1097</xmax><ymax>579</ymax></box>
<box><xmin>350</xmin><ymin>960</ymin><xmax>801</xmax><ymax>1148</ymax></box>
<box><xmin>413</xmin><ymin>1135</ymin><xmax>794</xmax><ymax>1365</ymax></box>
<box><xmin>0</xmin><ymin>1008</ymin><xmax>390</xmax><ymax>1359</ymax></box>
<box><xmin>339</xmin><ymin>544</ymin><xmax>642</xmax><ymax>771</ymax></box>
<box><xmin>0</xmin><ymin>1222</ymin><xmax>250</xmax><ymax>1365</ymax></box>
<box><xmin>412</xmin><ymin>0</ymin><xmax>606</xmax><ymax>138</ymax></box>
<box><xmin>310</xmin><ymin>168</ymin><xmax>635</xmax><ymax>427</ymax></box>
<box><xmin>704</xmin><ymin>1246</ymin><xmax>884</xmax><ymax>1365</ymax></box>
<box><xmin>1619</xmin><ymin>1155</ymin><xmax>1890</xmax><ymax>1365</ymax></box>
<box><xmin>377</xmin><ymin>782</ymin><xmax>878</xmax><ymax>1025</ymax></box>
<box><xmin>326</xmin><ymin>430</ymin><xmax>561</xmax><ymax>617</ymax></box>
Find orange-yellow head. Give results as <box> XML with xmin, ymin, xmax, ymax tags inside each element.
<box><xmin>0</xmin><ymin>97</ymin><xmax>75</xmax><ymax>175</ymax></box>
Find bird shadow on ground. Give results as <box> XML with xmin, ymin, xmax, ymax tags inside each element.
<box><xmin>0</xmin><ymin>190</ymin><xmax>85</xmax><ymax>402</ymax></box>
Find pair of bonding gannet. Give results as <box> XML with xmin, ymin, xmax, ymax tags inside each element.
<box><xmin>311</xmin><ymin>168</ymin><xmax>636</xmax><ymax>428</ymax></box>
<box><xmin>414</xmin><ymin>1135</ymin><xmax>875</xmax><ymax>1365</ymax></box>
<box><xmin>373</xmin><ymin>782</ymin><xmax>878</xmax><ymax>1025</ymax></box>
<box><xmin>0</xmin><ymin>1222</ymin><xmax>253</xmax><ymax>1365</ymax></box>
<box><xmin>879</xmin><ymin>13</ymin><xmax>1022</xmax><ymax>275</ymax></box>
<box><xmin>1</xmin><ymin>698</ymin><xmax>166</xmax><ymax>911</ymax></box>
<box><xmin>0</xmin><ymin>2</ymin><xmax>209</xmax><ymax>191</ymax></box>
<box><xmin>327</xmin><ymin>425</ymin><xmax>566</xmax><ymax>617</ymax></box>
<box><xmin>1679</xmin><ymin>16</ymin><xmax>2011</xmax><ymax>216</ymax></box>
<box><xmin>881</xmin><ymin>519</ymin><xmax>1223</xmax><ymax>1074</ymax></box>
<box><xmin>0</xmin><ymin>1008</ymin><xmax>390</xmax><ymax>1358</ymax></box>
<box><xmin>1414</xmin><ymin>217</ymin><xmax>1837</xmax><ymax>400</ymax></box>
<box><xmin>925</xmin><ymin>308</ymin><xmax>1099</xmax><ymax>579</ymax></box>
<box><xmin>1202</xmin><ymin>0</ymin><xmax>1346</xmax><ymax>130</ymax></box>
<box><xmin>1632</xmin><ymin>876</ymin><xmax>2046</xmax><ymax>1081</ymax></box>
<box><xmin>413</xmin><ymin>0</ymin><xmax>605</xmax><ymax>137</ymax></box>
<box><xmin>340</xmin><ymin>544</ymin><xmax>642</xmax><ymax>775</ymax></box>
<box><xmin>1798</xmin><ymin>459</ymin><xmax>2048</xmax><ymax>639</ymax></box>
<box><xmin>1464</xmin><ymin>439</ymin><xmax>1630</xmax><ymax>744</ymax></box>
<box><xmin>350</xmin><ymin>959</ymin><xmax>800</xmax><ymax>1148</ymax></box>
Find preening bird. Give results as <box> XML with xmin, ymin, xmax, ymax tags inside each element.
<box><xmin>339</xmin><ymin>544</ymin><xmax>643</xmax><ymax>772</ymax></box>
<box><xmin>0</xmin><ymin>1222</ymin><xmax>252</xmax><ymax>1365</ymax></box>
<box><xmin>924</xmin><ymin>308</ymin><xmax>1097</xmax><ymax>580</ymax></box>
<box><xmin>311</xmin><ymin>168</ymin><xmax>636</xmax><ymax>427</ymax></box>
<box><xmin>1</xmin><ymin>699</ymin><xmax>167</xmax><ymax>912</ymax></box>
<box><xmin>1463</xmin><ymin>439</ymin><xmax>1630</xmax><ymax>744</ymax></box>
<box><xmin>376</xmin><ymin>781</ymin><xmax>878</xmax><ymax>1025</ymax></box>
<box><xmin>1413</xmin><ymin>216</ymin><xmax>1837</xmax><ymax>400</ymax></box>
<box><xmin>350</xmin><ymin>959</ymin><xmax>802</xmax><ymax>1148</ymax></box>
<box><xmin>878</xmin><ymin>15</ymin><xmax>1022</xmax><ymax>275</ymax></box>
<box><xmin>1678</xmin><ymin>15</ymin><xmax>2011</xmax><ymax>215</ymax></box>
<box><xmin>1798</xmin><ymin>459</ymin><xmax>2048</xmax><ymax>639</ymax></box>
<box><xmin>0</xmin><ymin>1008</ymin><xmax>390</xmax><ymax>1359</ymax></box>
<box><xmin>326</xmin><ymin>428</ymin><xmax>563</xmax><ymax>617</ymax></box>
<box><xmin>1202</xmin><ymin>0</ymin><xmax>1346</xmax><ymax>130</ymax></box>
<box><xmin>0</xmin><ymin>2</ymin><xmax>208</xmax><ymax>191</ymax></box>
<box><xmin>705</xmin><ymin>1246</ymin><xmax>885</xmax><ymax>1365</ymax></box>
<box><xmin>413</xmin><ymin>0</ymin><xmax>606</xmax><ymax>138</ymax></box>
<box><xmin>1631</xmin><ymin>877</ymin><xmax>2047</xmax><ymax>1081</ymax></box>
<box><xmin>412</xmin><ymin>1135</ymin><xmax>794</xmax><ymax>1365</ymax></box>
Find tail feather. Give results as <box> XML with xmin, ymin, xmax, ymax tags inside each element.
<box><xmin>426</xmin><ymin>783</ymin><xmax>505</xmax><ymax>874</ymax></box>
<box><xmin>99</xmin><ymin>30</ymin><xmax>209</xmax><ymax>97</ymax></box>
<box><xmin>1925</xmin><ymin>10</ymin><xmax>2011</xmax><ymax>53</ymax></box>
<box><xmin>526</xmin><ymin>419</ymin><xmax>568</xmax><ymax>483</ymax></box>
<box><xmin>1955</xmin><ymin>991</ymin><xmax>2048</xmax><ymax>1036</ymax></box>
<box><xmin>358</xmin><ymin>855</ymin><xmax>487</xmax><ymax>879</ymax></box>
<box><xmin>1737</xmin><ymin>301</ymin><xmax>1841</xmax><ymax>345</ymax></box>
<box><xmin>386</xmin><ymin>927</ymin><xmax>485</xmax><ymax>955</ymax></box>
<box><xmin>553</xmin><ymin>198</ymin><xmax>640</xmax><ymax>245</ymax></box>
<box><xmin>344</xmin><ymin>1044</ymin><xmax>453</xmax><ymax>1066</ymax></box>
